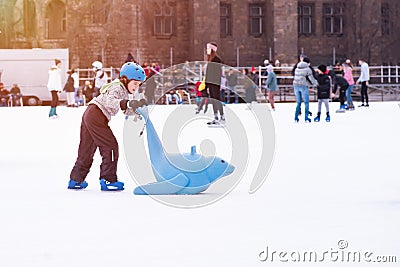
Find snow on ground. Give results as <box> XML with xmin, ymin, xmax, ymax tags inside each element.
<box><xmin>0</xmin><ymin>102</ymin><xmax>399</xmax><ymax>267</ymax></box>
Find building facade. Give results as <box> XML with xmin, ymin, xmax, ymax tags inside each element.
<box><xmin>1</xmin><ymin>0</ymin><xmax>399</xmax><ymax>68</ymax></box>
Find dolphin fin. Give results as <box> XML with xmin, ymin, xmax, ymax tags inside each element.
<box><xmin>190</xmin><ymin>146</ymin><xmax>196</xmax><ymax>155</ymax></box>
<box><xmin>133</xmin><ymin>173</ymin><xmax>189</xmax><ymax>195</ymax></box>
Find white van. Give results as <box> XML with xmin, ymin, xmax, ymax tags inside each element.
<box><xmin>0</xmin><ymin>48</ymin><xmax>69</xmax><ymax>106</ymax></box>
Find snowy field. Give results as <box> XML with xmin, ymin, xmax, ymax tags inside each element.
<box><xmin>0</xmin><ymin>102</ymin><xmax>399</xmax><ymax>267</ymax></box>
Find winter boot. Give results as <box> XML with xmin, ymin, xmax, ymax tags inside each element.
<box><xmin>314</xmin><ymin>112</ymin><xmax>321</xmax><ymax>122</ymax></box>
<box><xmin>207</xmin><ymin>114</ymin><xmax>219</xmax><ymax>126</ymax></box>
<box><xmin>48</xmin><ymin>107</ymin><xmax>55</xmax><ymax>117</ymax></box>
<box><xmin>68</xmin><ymin>179</ymin><xmax>88</xmax><ymax>190</ymax></box>
<box><xmin>100</xmin><ymin>179</ymin><xmax>124</xmax><ymax>191</ymax></box>
<box><xmin>326</xmin><ymin>112</ymin><xmax>331</xmax><ymax>122</ymax></box>
<box><xmin>336</xmin><ymin>105</ymin><xmax>346</xmax><ymax>113</ymax></box>
<box><xmin>220</xmin><ymin>114</ymin><xmax>226</xmax><ymax>124</ymax></box>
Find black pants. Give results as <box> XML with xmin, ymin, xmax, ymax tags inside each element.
<box><xmin>70</xmin><ymin>104</ymin><xmax>119</xmax><ymax>183</ymax></box>
<box><xmin>339</xmin><ymin>85</ymin><xmax>348</xmax><ymax>106</ymax></box>
<box><xmin>361</xmin><ymin>81</ymin><xmax>369</xmax><ymax>104</ymax></box>
<box><xmin>50</xmin><ymin>91</ymin><xmax>58</xmax><ymax>108</ymax></box>
<box><xmin>207</xmin><ymin>83</ymin><xmax>224</xmax><ymax>117</ymax></box>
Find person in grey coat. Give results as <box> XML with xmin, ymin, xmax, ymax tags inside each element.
<box><xmin>293</xmin><ymin>57</ymin><xmax>318</xmax><ymax>122</ymax></box>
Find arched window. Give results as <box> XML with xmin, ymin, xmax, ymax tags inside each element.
<box><xmin>45</xmin><ymin>0</ymin><xmax>66</xmax><ymax>39</ymax></box>
<box><xmin>154</xmin><ymin>2</ymin><xmax>173</xmax><ymax>37</ymax></box>
<box><xmin>24</xmin><ymin>0</ymin><xmax>37</xmax><ymax>38</ymax></box>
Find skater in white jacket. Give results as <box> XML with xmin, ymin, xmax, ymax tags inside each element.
<box><xmin>47</xmin><ymin>58</ymin><xmax>62</xmax><ymax>118</ymax></box>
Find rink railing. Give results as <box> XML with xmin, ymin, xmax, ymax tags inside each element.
<box><xmin>72</xmin><ymin>65</ymin><xmax>400</xmax><ymax>103</ymax></box>
<box><xmin>74</xmin><ymin>65</ymin><xmax>400</xmax><ymax>86</ymax></box>
<box><xmin>257</xmin><ymin>65</ymin><xmax>400</xmax><ymax>90</ymax></box>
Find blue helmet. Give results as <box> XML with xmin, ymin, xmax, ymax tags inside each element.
<box><xmin>120</xmin><ymin>62</ymin><xmax>146</xmax><ymax>82</ymax></box>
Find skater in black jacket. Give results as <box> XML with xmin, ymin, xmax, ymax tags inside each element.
<box><xmin>328</xmin><ymin>70</ymin><xmax>349</xmax><ymax>113</ymax></box>
<box><xmin>314</xmin><ymin>65</ymin><xmax>331</xmax><ymax>122</ymax></box>
<box><xmin>204</xmin><ymin>42</ymin><xmax>225</xmax><ymax>125</ymax></box>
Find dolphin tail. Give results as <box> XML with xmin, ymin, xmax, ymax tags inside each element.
<box><xmin>133</xmin><ymin>173</ymin><xmax>189</xmax><ymax>195</ymax></box>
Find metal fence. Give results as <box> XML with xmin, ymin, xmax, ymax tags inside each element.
<box><xmin>76</xmin><ymin>64</ymin><xmax>400</xmax><ymax>104</ymax></box>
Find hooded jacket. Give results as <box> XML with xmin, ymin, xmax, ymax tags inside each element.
<box><xmin>293</xmin><ymin>61</ymin><xmax>318</xmax><ymax>87</ymax></box>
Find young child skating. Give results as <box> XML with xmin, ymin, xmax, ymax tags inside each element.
<box><xmin>314</xmin><ymin>65</ymin><xmax>331</xmax><ymax>122</ymax></box>
<box><xmin>68</xmin><ymin>62</ymin><xmax>147</xmax><ymax>191</ymax></box>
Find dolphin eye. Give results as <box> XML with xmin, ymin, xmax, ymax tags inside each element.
<box><xmin>221</xmin><ymin>160</ymin><xmax>225</xmax><ymax>163</ymax></box>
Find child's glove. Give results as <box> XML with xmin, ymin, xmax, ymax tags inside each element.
<box><xmin>127</xmin><ymin>99</ymin><xmax>147</xmax><ymax>110</ymax></box>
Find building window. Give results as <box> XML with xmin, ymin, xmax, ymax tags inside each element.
<box><xmin>381</xmin><ymin>3</ymin><xmax>391</xmax><ymax>36</ymax></box>
<box><xmin>220</xmin><ymin>3</ymin><xmax>232</xmax><ymax>37</ymax></box>
<box><xmin>154</xmin><ymin>3</ymin><xmax>173</xmax><ymax>37</ymax></box>
<box><xmin>23</xmin><ymin>0</ymin><xmax>37</xmax><ymax>38</ymax></box>
<box><xmin>90</xmin><ymin>1</ymin><xmax>109</xmax><ymax>24</ymax></box>
<box><xmin>298</xmin><ymin>3</ymin><xmax>314</xmax><ymax>35</ymax></box>
<box><xmin>323</xmin><ymin>3</ymin><xmax>344</xmax><ymax>35</ymax></box>
<box><xmin>45</xmin><ymin>0</ymin><xmax>66</xmax><ymax>39</ymax></box>
<box><xmin>62</xmin><ymin>10</ymin><xmax>67</xmax><ymax>32</ymax></box>
<box><xmin>249</xmin><ymin>4</ymin><xmax>264</xmax><ymax>37</ymax></box>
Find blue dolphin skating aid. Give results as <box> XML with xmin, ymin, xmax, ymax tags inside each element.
<box><xmin>133</xmin><ymin>106</ymin><xmax>235</xmax><ymax>195</ymax></box>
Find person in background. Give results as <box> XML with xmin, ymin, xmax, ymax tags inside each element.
<box><xmin>292</xmin><ymin>54</ymin><xmax>306</xmax><ymax>76</ymax></box>
<box><xmin>82</xmin><ymin>80</ymin><xmax>94</xmax><ymax>104</ymax></box>
<box><xmin>64</xmin><ymin>70</ymin><xmax>76</xmax><ymax>107</ymax></box>
<box><xmin>314</xmin><ymin>65</ymin><xmax>331</xmax><ymax>122</ymax></box>
<box><xmin>274</xmin><ymin>59</ymin><xmax>282</xmax><ymax>85</ymax></box>
<box><xmin>125</xmin><ymin>52</ymin><xmax>136</xmax><ymax>63</ymax></box>
<box><xmin>9</xmin><ymin>83</ymin><xmax>22</xmax><ymax>106</ymax></box>
<box><xmin>262</xmin><ymin>59</ymin><xmax>270</xmax><ymax>85</ymax></box>
<box><xmin>266</xmin><ymin>65</ymin><xmax>277</xmax><ymax>111</ymax></box>
<box><xmin>356</xmin><ymin>58</ymin><xmax>370</xmax><ymax>107</ymax></box>
<box><xmin>333</xmin><ymin>61</ymin><xmax>343</xmax><ymax>76</ymax></box>
<box><xmin>92</xmin><ymin>61</ymin><xmax>108</xmax><ymax>99</ymax></box>
<box><xmin>165</xmin><ymin>89</ymin><xmax>181</xmax><ymax>105</ymax></box>
<box><xmin>328</xmin><ymin>70</ymin><xmax>349</xmax><ymax>113</ymax></box>
<box><xmin>205</xmin><ymin>42</ymin><xmax>224</xmax><ymax>126</ymax></box>
<box><xmin>0</xmin><ymin>82</ymin><xmax>10</xmax><ymax>107</ymax></box>
<box><xmin>293</xmin><ymin>57</ymin><xmax>318</xmax><ymax>123</ymax></box>
<box><xmin>343</xmin><ymin>59</ymin><xmax>355</xmax><ymax>110</ymax></box>
<box><xmin>71</xmin><ymin>69</ymin><xmax>80</xmax><ymax>107</ymax></box>
<box><xmin>47</xmin><ymin>58</ymin><xmax>62</xmax><ymax>118</ymax></box>
<box><xmin>144</xmin><ymin>70</ymin><xmax>156</xmax><ymax>105</ymax></box>
<box><xmin>226</xmin><ymin>69</ymin><xmax>238</xmax><ymax>104</ymax></box>
<box><xmin>243</xmin><ymin>68</ymin><xmax>257</xmax><ymax>104</ymax></box>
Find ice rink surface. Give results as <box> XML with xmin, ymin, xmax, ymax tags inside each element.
<box><xmin>0</xmin><ymin>102</ymin><xmax>399</xmax><ymax>267</ymax></box>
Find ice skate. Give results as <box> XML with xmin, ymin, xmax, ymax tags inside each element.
<box><xmin>100</xmin><ymin>179</ymin><xmax>124</xmax><ymax>191</ymax></box>
<box><xmin>219</xmin><ymin>115</ymin><xmax>226</xmax><ymax>124</ymax></box>
<box><xmin>68</xmin><ymin>179</ymin><xmax>88</xmax><ymax>190</ymax></box>
<box><xmin>314</xmin><ymin>112</ymin><xmax>321</xmax><ymax>122</ymax></box>
<box><xmin>336</xmin><ymin>105</ymin><xmax>346</xmax><ymax>113</ymax></box>
<box><xmin>326</xmin><ymin>112</ymin><xmax>330</xmax><ymax>122</ymax></box>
